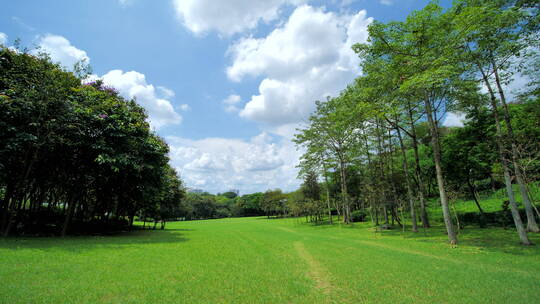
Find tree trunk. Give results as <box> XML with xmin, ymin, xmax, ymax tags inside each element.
<box><xmin>406</xmin><ymin>102</ymin><xmax>430</xmax><ymax>228</ymax></box>
<box><xmin>478</xmin><ymin>63</ymin><xmax>531</xmax><ymax>244</ymax></box>
<box><xmin>424</xmin><ymin>97</ymin><xmax>457</xmax><ymax>245</ymax></box>
<box><xmin>492</xmin><ymin>61</ymin><xmax>539</xmax><ymax>233</ymax></box>
<box><xmin>467</xmin><ymin>177</ymin><xmax>486</xmax><ymax>227</ymax></box>
<box><xmin>61</xmin><ymin>200</ymin><xmax>77</xmax><ymax>237</ymax></box>
<box><xmin>375</xmin><ymin>122</ymin><xmax>389</xmax><ymax>227</ymax></box>
<box><xmin>338</xmin><ymin>156</ymin><xmax>350</xmax><ymax>224</ymax></box>
<box><xmin>396</xmin><ymin>124</ymin><xmax>418</xmax><ymax>232</ymax></box>
<box><xmin>129</xmin><ymin>214</ymin><xmax>135</xmax><ymax>230</ymax></box>
<box><xmin>323</xmin><ymin>171</ymin><xmax>333</xmax><ymax>224</ymax></box>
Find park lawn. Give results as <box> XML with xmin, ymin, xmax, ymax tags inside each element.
<box><xmin>1</xmin><ymin>217</ymin><xmax>539</xmax><ymax>304</ymax></box>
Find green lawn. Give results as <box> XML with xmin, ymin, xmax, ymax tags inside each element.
<box><xmin>1</xmin><ymin>217</ymin><xmax>539</xmax><ymax>304</ymax></box>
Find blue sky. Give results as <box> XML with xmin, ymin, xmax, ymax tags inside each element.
<box><xmin>1</xmin><ymin>0</ymin><xmax>453</xmax><ymax>194</ymax></box>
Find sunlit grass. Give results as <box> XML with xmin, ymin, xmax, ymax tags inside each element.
<box><xmin>1</xmin><ymin>215</ymin><xmax>539</xmax><ymax>303</ymax></box>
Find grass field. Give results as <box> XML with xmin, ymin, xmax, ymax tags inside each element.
<box><xmin>1</xmin><ymin>217</ymin><xmax>540</xmax><ymax>304</ymax></box>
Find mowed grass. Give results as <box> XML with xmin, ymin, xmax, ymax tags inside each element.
<box><xmin>1</xmin><ymin>217</ymin><xmax>540</xmax><ymax>304</ymax></box>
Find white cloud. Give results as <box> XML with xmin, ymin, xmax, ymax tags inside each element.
<box><xmin>100</xmin><ymin>70</ymin><xmax>182</xmax><ymax>129</ymax></box>
<box><xmin>157</xmin><ymin>86</ymin><xmax>175</xmax><ymax>99</ymax></box>
<box><xmin>223</xmin><ymin>94</ymin><xmax>242</xmax><ymax>105</ymax></box>
<box><xmin>380</xmin><ymin>0</ymin><xmax>393</xmax><ymax>5</ymax></box>
<box><xmin>0</xmin><ymin>32</ymin><xmax>7</xmax><ymax>45</ymax></box>
<box><xmin>172</xmin><ymin>0</ymin><xmax>305</xmax><ymax>36</ymax></box>
<box><xmin>226</xmin><ymin>5</ymin><xmax>372</xmax><ymax>125</ymax></box>
<box><xmin>179</xmin><ymin>104</ymin><xmax>191</xmax><ymax>111</ymax></box>
<box><xmin>223</xmin><ymin>94</ymin><xmax>242</xmax><ymax>112</ymax></box>
<box><xmin>118</xmin><ymin>0</ymin><xmax>133</xmax><ymax>6</ymax></box>
<box><xmin>35</xmin><ymin>34</ymin><xmax>90</xmax><ymax>69</ymax></box>
<box><xmin>167</xmin><ymin>132</ymin><xmax>301</xmax><ymax>193</ymax></box>
<box><xmin>443</xmin><ymin>112</ymin><xmax>466</xmax><ymax>127</ymax></box>
<box><xmin>28</xmin><ymin>34</ymin><xmax>182</xmax><ymax>132</ymax></box>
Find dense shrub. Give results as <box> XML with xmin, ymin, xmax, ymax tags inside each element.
<box><xmin>351</xmin><ymin>210</ymin><xmax>367</xmax><ymax>222</ymax></box>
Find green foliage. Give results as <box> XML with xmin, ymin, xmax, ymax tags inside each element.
<box><xmin>350</xmin><ymin>209</ymin><xmax>367</xmax><ymax>222</ymax></box>
<box><xmin>0</xmin><ymin>47</ymin><xmax>184</xmax><ymax>235</ymax></box>
<box><xmin>293</xmin><ymin>0</ymin><xmax>540</xmax><ymax>245</ymax></box>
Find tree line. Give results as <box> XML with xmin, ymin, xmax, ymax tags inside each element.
<box><xmin>0</xmin><ymin>46</ymin><xmax>184</xmax><ymax>236</ymax></box>
<box><xmin>293</xmin><ymin>0</ymin><xmax>539</xmax><ymax>245</ymax></box>
<box><xmin>178</xmin><ymin>190</ymin><xmax>286</xmax><ymax>220</ymax></box>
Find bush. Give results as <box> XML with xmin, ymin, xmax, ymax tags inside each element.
<box><xmin>351</xmin><ymin>210</ymin><xmax>367</xmax><ymax>222</ymax></box>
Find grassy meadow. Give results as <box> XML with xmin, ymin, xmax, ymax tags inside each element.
<box><xmin>1</xmin><ymin>215</ymin><xmax>540</xmax><ymax>304</ymax></box>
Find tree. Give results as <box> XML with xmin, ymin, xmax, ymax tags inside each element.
<box><xmin>452</xmin><ymin>0</ymin><xmax>538</xmax><ymax>242</ymax></box>
<box><xmin>0</xmin><ymin>46</ymin><xmax>185</xmax><ymax>236</ymax></box>
<box><xmin>355</xmin><ymin>3</ymin><xmax>463</xmax><ymax>244</ymax></box>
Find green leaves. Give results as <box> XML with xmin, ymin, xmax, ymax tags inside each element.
<box><xmin>0</xmin><ymin>47</ymin><xmax>183</xmax><ymax>235</ymax></box>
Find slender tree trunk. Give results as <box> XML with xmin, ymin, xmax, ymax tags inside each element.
<box><xmin>467</xmin><ymin>176</ymin><xmax>486</xmax><ymax>227</ymax></box>
<box><xmin>323</xmin><ymin>170</ymin><xmax>333</xmax><ymax>224</ymax></box>
<box><xmin>383</xmin><ymin>205</ymin><xmax>389</xmax><ymax>225</ymax></box>
<box><xmin>424</xmin><ymin>97</ymin><xmax>458</xmax><ymax>245</ymax></box>
<box><xmin>492</xmin><ymin>61</ymin><xmax>540</xmax><ymax>233</ymax></box>
<box><xmin>396</xmin><ymin>124</ymin><xmax>418</xmax><ymax>232</ymax></box>
<box><xmin>369</xmin><ymin>202</ymin><xmax>375</xmax><ymax>225</ymax></box>
<box><xmin>386</xmin><ymin>128</ymin><xmax>402</xmax><ymax>227</ymax></box>
<box><xmin>406</xmin><ymin>102</ymin><xmax>430</xmax><ymax>228</ymax></box>
<box><xmin>375</xmin><ymin>122</ymin><xmax>389</xmax><ymax>226</ymax></box>
<box><xmin>338</xmin><ymin>155</ymin><xmax>350</xmax><ymax>224</ymax></box>
<box><xmin>61</xmin><ymin>200</ymin><xmax>77</xmax><ymax>237</ymax></box>
<box><xmin>478</xmin><ymin>64</ymin><xmax>531</xmax><ymax>244</ymax></box>
<box><xmin>129</xmin><ymin>214</ymin><xmax>135</xmax><ymax>230</ymax></box>
<box><xmin>363</xmin><ymin>132</ymin><xmax>377</xmax><ymax>227</ymax></box>
<box><xmin>468</xmin><ymin>179</ymin><xmax>485</xmax><ymax>215</ymax></box>
<box><xmin>1</xmin><ymin>182</ymin><xmax>14</xmax><ymax>233</ymax></box>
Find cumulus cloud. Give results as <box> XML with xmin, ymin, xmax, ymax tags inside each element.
<box><xmin>172</xmin><ymin>0</ymin><xmax>305</xmax><ymax>36</ymax></box>
<box><xmin>100</xmin><ymin>70</ymin><xmax>182</xmax><ymax>129</ymax></box>
<box><xmin>31</xmin><ymin>34</ymin><xmax>181</xmax><ymax>129</ymax></box>
<box><xmin>35</xmin><ymin>34</ymin><xmax>90</xmax><ymax>69</ymax></box>
<box><xmin>167</xmin><ymin>133</ymin><xmax>301</xmax><ymax>193</ymax></box>
<box><xmin>443</xmin><ymin>112</ymin><xmax>466</xmax><ymax>127</ymax></box>
<box><xmin>226</xmin><ymin>5</ymin><xmax>372</xmax><ymax>125</ymax></box>
<box><xmin>0</xmin><ymin>32</ymin><xmax>7</xmax><ymax>45</ymax></box>
<box><xmin>223</xmin><ymin>94</ymin><xmax>242</xmax><ymax>112</ymax></box>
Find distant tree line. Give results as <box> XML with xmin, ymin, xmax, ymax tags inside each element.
<box><xmin>180</xmin><ymin>191</ymin><xmax>280</xmax><ymax>220</ymax></box>
<box><xmin>0</xmin><ymin>46</ymin><xmax>184</xmax><ymax>236</ymax></box>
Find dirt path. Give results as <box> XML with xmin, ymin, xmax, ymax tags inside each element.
<box><xmin>293</xmin><ymin>241</ymin><xmax>333</xmax><ymax>294</ymax></box>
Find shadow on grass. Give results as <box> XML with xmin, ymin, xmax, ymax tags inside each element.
<box><xmin>0</xmin><ymin>227</ymin><xmax>190</xmax><ymax>252</ymax></box>
<box><xmin>376</xmin><ymin>224</ymin><xmax>540</xmax><ymax>256</ymax></box>
<box><xmin>283</xmin><ymin>216</ymin><xmax>540</xmax><ymax>256</ymax></box>
<box><xmin>160</xmin><ymin>228</ymin><xmax>195</xmax><ymax>232</ymax></box>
